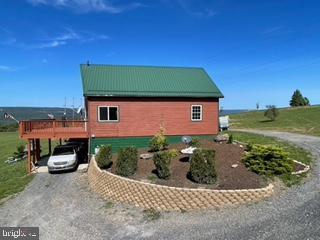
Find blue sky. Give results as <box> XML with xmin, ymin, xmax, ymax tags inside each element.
<box><xmin>1</xmin><ymin>0</ymin><xmax>319</xmax><ymax>109</ymax></box>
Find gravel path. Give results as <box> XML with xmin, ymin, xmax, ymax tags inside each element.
<box><xmin>1</xmin><ymin>130</ymin><xmax>319</xmax><ymax>240</ymax></box>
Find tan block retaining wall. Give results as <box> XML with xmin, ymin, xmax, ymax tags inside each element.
<box><xmin>88</xmin><ymin>157</ymin><xmax>274</xmax><ymax>211</ymax></box>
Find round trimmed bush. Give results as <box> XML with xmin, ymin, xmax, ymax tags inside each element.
<box><xmin>153</xmin><ymin>151</ymin><xmax>171</xmax><ymax>179</ymax></box>
<box><xmin>96</xmin><ymin>145</ymin><xmax>112</xmax><ymax>169</ymax></box>
<box><xmin>115</xmin><ymin>147</ymin><xmax>138</xmax><ymax>177</ymax></box>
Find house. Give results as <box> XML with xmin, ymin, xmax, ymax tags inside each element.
<box><xmin>81</xmin><ymin>64</ymin><xmax>224</xmax><ymax>153</ymax></box>
<box><xmin>19</xmin><ymin>64</ymin><xmax>223</xmax><ymax>172</ymax></box>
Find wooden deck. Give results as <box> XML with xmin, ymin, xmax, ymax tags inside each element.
<box><xmin>19</xmin><ymin>120</ymin><xmax>88</xmax><ymax>140</ymax></box>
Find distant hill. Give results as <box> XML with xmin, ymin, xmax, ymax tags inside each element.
<box><xmin>220</xmin><ymin>109</ymin><xmax>251</xmax><ymax>116</ymax></box>
<box><xmin>0</xmin><ymin>107</ymin><xmax>81</xmax><ymax>125</ymax></box>
<box><xmin>230</xmin><ymin>105</ymin><xmax>320</xmax><ymax>136</ymax></box>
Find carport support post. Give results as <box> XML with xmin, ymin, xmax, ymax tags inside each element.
<box><xmin>32</xmin><ymin>139</ymin><xmax>35</xmax><ymax>164</ymax></box>
<box><xmin>48</xmin><ymin>139</ymin><xmax>52</xmax><ymax>155</ymax></box>
<box><xmin>35</xmin><ymin>139</ymin><xmax>40</xmax><ymax>163</ymax></box>
<box><xmin>27</xmin><ymin>139</ymin><xmax>31</xmax><ymax>174</ymax></box>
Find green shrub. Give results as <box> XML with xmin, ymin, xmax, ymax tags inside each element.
<box><xmin>115</xmin><ymin>147</ymin><xmax>138</xmax><ymax>176</ymax></box>
<box><xmin>228</xmin><ymin>134</ymin><xmax>233</xmax><ymax>144</ymax></box>
<box><xmin>190</xmin><ymin>137</ymin><xmax>201</xmax><ymax>147</ymax></box>
<box><xmin>96</xmin><ymin>145</ymin><xmax>112</xmax><ymax>169</ymax></box>
<box><xmin>243</xmin><ymin>144</ymin><xmax>294</xmax><ymax>176</ymax></box>
<box><xmin>143</xmin><ymin>208</ymin><xmax>161</xmax><ymax>221</ymax></box>
<box><xmin>168</xmin><ymin>149</ymin><xmax>179</xmax><ymax>158</ymax></box>
<box><xmin>190</xmin><ymin>149</ymin><xmax>217</xmax><ymax>184</ymax></box>
<box><xmin>153</xmin><ymin>151</ymin><xmax>171</xmax><ymax>179</ymax></box>
<box><xmin>149</xmin><ymin>126</ymin><xmax>168</xmax><ymax>152</ymax></box>
<box><xmin>13</xmin><ymin>143</ymin><xmax>25</xmax><ymax>159</ymax></box>
<box><xmin>264</xmin><ymin>105</ymin><xmax>279</xmax><ymax>121</ymax></box>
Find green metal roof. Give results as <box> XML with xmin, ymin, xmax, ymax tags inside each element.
<box><xmin>80</xmin><ymin>64</ymin><xmax>224</xmax><ymax>98</ymax></box>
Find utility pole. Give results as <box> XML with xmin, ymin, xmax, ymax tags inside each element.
<box><xmin>72</xmin><ymin>97</ymin><xmax>75</xmax><ymax>120</ymax></box>
<box><xmin>64</xmin><ymin>97</ymin><xmax>67</xmax><ymax>115</ymax></box>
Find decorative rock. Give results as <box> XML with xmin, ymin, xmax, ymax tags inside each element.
<box><xmin>181</xmin><ymin>147</ymin><xmax>197</xmax><ymax>155</ymax></box>
<box><xmin>231</xmin><ymin>164</ymin><xmax>238</xmax><ymax>168</ymax></box>
<box><xmin>140</xmin><ymin>153</ymin><xmax>154</xmax><ymax>160</ymax></box>
<box><xmin>214</xmin><ymin>134</ymin><xmax>229</xmax><ymax>142</ymax></box>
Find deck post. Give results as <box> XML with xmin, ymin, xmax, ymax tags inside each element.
<box><xmin>48</xmin><ymin>139</ymin><xmax>52</xmax><ymax>155</ymax></box>
<box><xmin>35</xmin><ymin>139</ymin><xmax>40</xmax><ymax>163</ymax></box>
<box><xmin>32</xmin><ymin>139</ymin><xmax>35</xmax><ymax>165</ymax></box>
<box><xmin>27</xmin><ymin>139</ymin><xmax>31</xmax><ymax>174</ymax></box>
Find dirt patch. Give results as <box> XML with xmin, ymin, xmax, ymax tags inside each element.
<box><xmin>294</xmin><ymin>161</ymin><xmax>306</xmax><ymax>172</ymax></box>
<box><xmin>109</xmin><ymin>140</ymin><xmax>267</xmax><ymax>190</ymax></box>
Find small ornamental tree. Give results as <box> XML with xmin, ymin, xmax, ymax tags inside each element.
<box><xmin>290</xmin><ymin>89</ymin><xmax>310</xmax><ymax>107</ymax></box>
<box><xmin>264</xmin><ymin>105</ymin><xmax>279</xmax><ymax>121</ymax></box>
<box><xmin>256</xmin><ymin>102</ymin><xmax>260</xmax><ymax>110</ymax></box>
<box><xmin>96</xmin><ymin>145</ymin><xmax>112</xmax><ymax>169</ymax></box>
<box><xmin>149</xmin><ymin>125</ymin><xmax>169</xmax><ymax>152</ymax></box>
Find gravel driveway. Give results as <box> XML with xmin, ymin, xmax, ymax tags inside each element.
<box><xmin>1</xmin><ymin>130</ymin><xmax>320</xmax><ymax>240</ymax></box>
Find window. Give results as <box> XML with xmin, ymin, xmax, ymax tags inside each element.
<box><xmin>191</xmin><ymin>105</ymin><xmax>202</xmax><ymax>121</ymax></box>
<box><xmin>98</xmin><ymin>106</ymin><xmax>119</xmax><ymax>122</ymax></box>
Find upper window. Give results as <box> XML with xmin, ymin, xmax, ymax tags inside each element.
<box><xmin>191</xmin><ymin>105</ymin><xmax>202</xmax><ymax>121</ymax></box>
<box><xmin>98</xmin><ymin>106</ymin><xmax>119</xmax><ymax>122</ymax></box>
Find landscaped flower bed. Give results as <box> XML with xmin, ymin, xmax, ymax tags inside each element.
<box><xmin>96</xmin><ymin>139</ymin><xmax>267</xmax><ymax>190</ymax></box>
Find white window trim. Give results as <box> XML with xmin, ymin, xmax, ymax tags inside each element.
<box><xmin>191</xmin><ymin>105</ymin><xmax>203</xmax><ymax>122</ymax></box>
<box><xmin>98</xmin><ymin>106</ymin><xmax>119</xmax><ymax>122</ymax></box>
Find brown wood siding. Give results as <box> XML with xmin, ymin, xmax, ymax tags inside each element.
<box><xmin>87</xmin><ymin>98</ymin><xmax>219</xmax><ymax>138</ymax></box>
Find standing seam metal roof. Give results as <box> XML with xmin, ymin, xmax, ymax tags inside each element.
<box><xmin>80</xmin><ymin>64</ymin><xmax>224</xmax><ymax>98</ymax></box>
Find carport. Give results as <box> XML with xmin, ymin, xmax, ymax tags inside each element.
<box><xmin>19</xmin><ymin>120</ymin><xmax>89</xmax><ymax>173</ymax></box>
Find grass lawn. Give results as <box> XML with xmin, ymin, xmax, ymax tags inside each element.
<box><xmin>230</xmin><ymin>131</ymin><xmax>313</xmax><ymax>186</ymax></box>
<box><xmin>230</xmin><ymin>106</ymin><xmax>320</xmax><ymax>136</ymax></box>
<box><xmin>0</xmin><ymin>132</ymin><xmax>54</xmax><ymax>200</ymax></box>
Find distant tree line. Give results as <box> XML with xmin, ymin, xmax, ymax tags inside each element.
<box><xmin>0</xmin><ymin>123</ymin><xmax>18</xmax><ymax>132</ymax></box>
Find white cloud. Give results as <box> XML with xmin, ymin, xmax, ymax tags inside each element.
<box><xmin>27</xmin><ymin>0</ymin><xmax>145</xmax><ymax>14</ymax></box>
<box><xmin>0</xmin><ymin>65</ymin><xmax>17</xmax><ymax>72</ymax></box>
<box><xmin>262</xmin><ymin>26</ymin><xmax>293</xmax><ymax>36</ymax></box>
<box><xmin>0</xmin><ymin>28</ymin><xmax>109</xmax><ymax>49</ymax></box>
<box><xmin>176</xmin><ymin>0</ymin><xmax>217</xmax><ymax>18</ymax></box>
<box><xmin>35</xmin><ymin>40</ymin><xmax>67</xmax><ymax>48</ymax></box>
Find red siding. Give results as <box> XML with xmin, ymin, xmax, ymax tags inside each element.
<box><xmin>87</xmin><ymin>98</ymin><xmax>219</xmax><ymax>138</ymax></box>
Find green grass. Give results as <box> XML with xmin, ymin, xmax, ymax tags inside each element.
<box><xmin>230</xmin><ymin>106</ymin><xmax>320</xmax><ymax>136</ymax></box>
<box><xmin>230</xmin><ymin>131</ymin><xmax>313</xmax><ymax>186</ymax></box>
<box><xmin>143</xmin><ymin>208</ymin><xmax>161</xmax><ymax>221</ymax></box>
<box><xmin>0</xmin><ymin>132</ymin><xmax>56</xmax><ymax>200</ymax></box>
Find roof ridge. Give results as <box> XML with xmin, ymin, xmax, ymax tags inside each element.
<box><xmin>80</xmin><ymin>63</ymin><xmax>204</xmax><ymax>70</ymax></box>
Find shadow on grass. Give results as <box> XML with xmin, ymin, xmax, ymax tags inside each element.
<box><xmin>259</xmin><ymin>119</ymin><xmax>275</xmax><ymax>123</ymax></box>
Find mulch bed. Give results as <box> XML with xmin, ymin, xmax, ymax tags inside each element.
<box><xmin>108</xmin><ymin>140</ymin><xmax>267</xmax><ymax>190</ymax></box>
